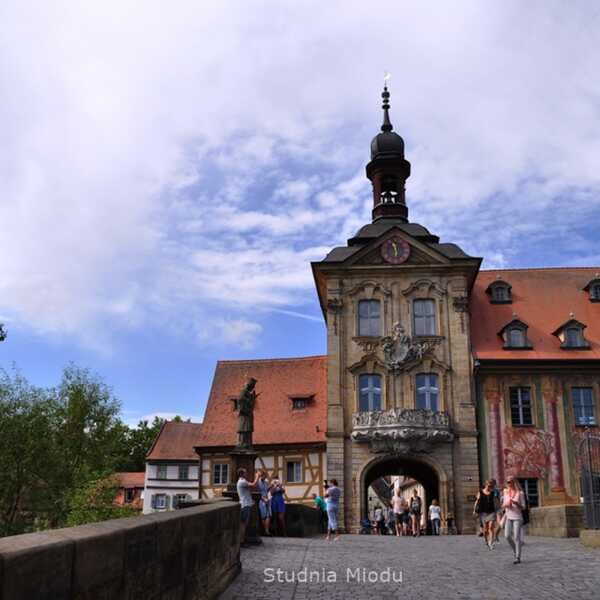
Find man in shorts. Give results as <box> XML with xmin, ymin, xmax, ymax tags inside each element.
<box><xmin>237</xmin><ymin>467</ymin><xmax>261</xmax><ymax>547</ymax></box>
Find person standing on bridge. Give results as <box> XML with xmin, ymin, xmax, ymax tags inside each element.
<box><xmin>257</xmin><ymin>469</ymin><xmax>272</xmax><ymax>536</ymax></box>
<box><xmin>409</xmin><ymin>489</ymin><xmax>422</xmax><ymax>537</ymax></box>
<box><xmin>428</xmin><ymin>499</ymin><xmax>442</xmax><ymax>535</ymax></box>
<box><xmin>502</xmin><ymin>477</ymin><xmax>525</xmax><ymax>564</ymax></box>
<box><xmin>391</xmin><ymin>489</ymin><xmax>404</xmax><ymax>536</ymax></box>
<box><xmin>312</xmin><ymin>492</ymin><xmax>328</xmax><ymax>533</ymax></box>
<box><xmin>325</xmin><ymin>478</ymin><xmax>341</xmax><ymax>541</ymax></box>
<box><xmin>236</xmin><ymin>468</ymin><xmax>261</xmax><ymax>547</ymax></box>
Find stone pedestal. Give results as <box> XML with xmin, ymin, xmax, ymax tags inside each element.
<box><xmin>223</xmin><ymin>449</ymin><xmax>262</xmax><ymax>545</ymax></box>
<box><xmin>581</xmin><ymin>529</ymin><xmax>600</xmax><ymax>548</ymax></box>
<box><xmin>528</xmin><ymin>504</ymin><xmax>583</xmax><ymax>538</ymax></box>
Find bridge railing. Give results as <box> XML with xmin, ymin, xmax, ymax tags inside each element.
<box><xmin>0</xmin><ymin>497</ymin><xmax>240</xmax><ymax>600</ymax></box>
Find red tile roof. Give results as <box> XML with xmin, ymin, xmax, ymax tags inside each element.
<box><xmin>196</xmin><ymin>356</ymin><xmax>327</xmax><ymax>448</ymax></box>
<box><xmin>116</xmin><ymin>472</ymin><xmax>145</xmax><ymax>488</ymax></box>
<box><xmin>146</xmin><ymin>421</ymin><xmax>204</xmax><ymax>460</ymax></box>
<box><xmin>471</xmin><ymin>268</ymin><xmax>600</xmax><ymax>360</ymax></box>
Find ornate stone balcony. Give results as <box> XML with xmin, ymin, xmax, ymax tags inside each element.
<box><xmin>351</xmin><ymin>408</ymin><xmax>454</xmax><ymax>453</ymax></box>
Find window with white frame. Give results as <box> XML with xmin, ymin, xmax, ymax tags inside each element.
<box><xmin>213</xmin><ymin>463</ymin><xmax>229</xmax><ymax>485</ymax></box>
<box><xmin>178</xmin><ymin>464</ymin><xmax>189</xmax><ymax>480</ymax></box>
<box><xmin>413</xmin><ymin>299</ymin><xmax>436</xmax><ymax>336</ymax></box>
<box><xmin>416</xmin><ymin>373</ymin><xmax>439</xmax><ymax>411</ymax></box>
<box><xmin>510</xmin><ymin>387</ymin><xmax>533</xmax><ymax>426</ymax></box>
<box><xmin>156</xmin><ymin>464</ymin><xmax>168</xmax><ymax>479</ymax></box>
<box><xmin>359</xmin><ymin>374</ymin><xmax>382</xmax><ymax>411</ymax></box>
<box><xmin>572</xmin><ymin>387</ymin><xmax>596</xmax><ymax>426</ymax></box>
<box><xmin>358</xmin><ymin>299</ymin><xmax>381</xmax><ymax>336</ymax></box>
<box><xmin>154</xmin><ymin>494</ymin><xmax>168</xmax><ymax>509</ymax></box>
<box><xmin>591</xmin><ymin>283</ymin><xmax>600</xmax><ymax>301</ymax></box>
<box><xmin>286</xmin><ymin>460</ymin><xmax>302</xmax><ymax>483</ymax></box>
<box><xmin>124</xmin><ymin>488</ymin><xmax>134</xmax><ymax>503</ymax></box>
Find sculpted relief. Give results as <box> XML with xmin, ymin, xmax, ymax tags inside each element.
<box><xmin>381</xmin><ymin>323</ymin><xmax>439</xmax><ymax>373</ymax></box>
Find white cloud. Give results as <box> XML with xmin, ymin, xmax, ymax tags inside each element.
<box><xmin>196</xmin><ymin>318</ymin><xmax>263</xmax><ymax>350</ymax></box>
<box><xmin>124</xmin><ymin>412</ymin><xmax>199</xmax><ymax>428</ymax></box>
<box><xmin>1</xmin><ymin>1</ymin><xmax>599</xmax><ymax>350</ymax></box>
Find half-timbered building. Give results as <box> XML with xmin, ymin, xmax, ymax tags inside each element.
<box><xmin>194</xmin><ymin>357</ymin><xmax>327</xmax><ymax>504</ymax></box>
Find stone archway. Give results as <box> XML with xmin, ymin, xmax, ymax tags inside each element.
<box><xmin>358</xmin><ymin>453</ymin><xmax>452</xmax><ymax>531</ymax></box>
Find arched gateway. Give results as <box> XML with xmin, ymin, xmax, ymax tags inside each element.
<box><xmin>311</xmin><ymin>85</ymin><xmax>481</xmax><ymax>533</ymax></box>
<box><xmin>359</xmin><ymin>453</ymin><xmax>453</xmax><ymax>529</ymax></box>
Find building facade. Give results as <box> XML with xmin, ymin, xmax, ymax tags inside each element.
<box><xmin>143</xmin><ymin>421</ymin><xmax>203</xmax><ymax>513</ymax></box>
<box><xmin>114</xmin><ymin>472</ymin><xmax>145</xmax><ymax>511</ymax></box>
<box><xmin>194</xmin><ymin>357</ymin><xmax>327</xmax><ymax>505</ymax></box>
<box><xmin>147</xmin><ymin>87</ymin><xmax>599</xmax><ymax>533</ymax></box>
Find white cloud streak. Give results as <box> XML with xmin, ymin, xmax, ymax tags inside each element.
<box><xmin>1</xmin><ymin>1</ymin><xmax>599</xmax><ymax>351</ymax></box>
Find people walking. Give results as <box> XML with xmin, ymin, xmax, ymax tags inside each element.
<box><xmin>236</xmin><ymin>468</ymin><xmax>260</xmax><ymax>547</ymax></box>
<box><xmin>270</xmin><ymin>477</ymin><xmax>287</xmax><ymax>536</ymax></box>
<box><xmin>325</xmin><ymin>478</ymin><xmax>341</xmax><ymax>541</ymax></box>
<box><xmin>374</xmin><ymin>504</ymin><xmax>385</xmax><ymax>535</ymax></box>
<box><xmin>502</xmin><ymin>477</ymin><xmax>525</xmax><ymax>564</ymax></box>
<box><xmin>400</xmin><ymin>495</ymin><xmax>411</xmax><ymax>535</ymax></box>
<box><xmin>474</xmin><ymin>480</ymin><xmax>500</xmax><ymax>549</ymax></box>
<box><xmin>257</xmin><ymin>469</ymin><xmax>272</xmax><ymax>536</ymax></box>
<box><xmin>409</xmin><ymin>490</ymin><xmax>422</xmax><ymax>537</ymax></box>
<box><xmin>428</xmin><ymin>499</ymin><xmax>442</xmax><ymax>535</ymax></box>
<box><xmin>391</xmin><ymin>490</ymin><xmax>404</xmax><ymax>536</ymax></box>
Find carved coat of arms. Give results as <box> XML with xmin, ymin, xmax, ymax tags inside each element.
<box><xmin>381</xmin><ymin>323</ymin><xmax>436</xmax><ymax>373</ymax></box>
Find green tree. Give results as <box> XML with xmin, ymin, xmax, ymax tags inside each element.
<box><xmin>0</xmin><ymin>364</ymin><xmax>130</xmax><ymax>534</ymax></box>
<box><xmin>0</xmin><ymin>369</ymin><xmax>57</xmax><ymax>536</ymax></box>
<box><xmin>115</xmin><ymin>416</ymin><xmax>165</xmax><ymax>472</ymax></box>
<box><xmin>66</xmin><ymin>474</ymin><xmax>137</xmax><ymax>527</ymax></box>
<box><xmin>47</xmin><ymin>364</ymin><xmax>126</xmax><ymax>526</ymax></box>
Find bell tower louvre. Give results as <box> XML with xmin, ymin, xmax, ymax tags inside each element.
<box><xmin>366</xmin><ymin>85</ymin><xmax>411</xmax><ymax>222</ymax></box>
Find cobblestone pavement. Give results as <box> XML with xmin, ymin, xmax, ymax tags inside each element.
<box><xmin>220</xmin><ymin>533</ymin><xmax>600</xmax><ymax>600</ymax></box>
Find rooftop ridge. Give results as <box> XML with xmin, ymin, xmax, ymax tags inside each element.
<box><xmin>216</xmin><ymin>355</ymin><xmax>327</xmax><ymax>365</ymax></box>
<box><xmin>481</xmin><ymin>266</ymin><xmax>600</xmax><ymax>273</ymax></box>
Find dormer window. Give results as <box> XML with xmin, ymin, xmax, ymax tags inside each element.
<box><xmin>584</xmin><ymin>278</ymin><xmax>600</xmax><ymax>302</ymax></box>
<box><xmin>486</xmin><ymin>279</ymin><xmax>512</xmax><ymax>304</ymax></box>
<box><xmin>552</xmin><ymin>319</ymin><xmax>590</xmax><ymax>350</ymax></box>
<box><xmin>499</xmin><ymin>319</ymin><xmax>532</xmax><ymax>349</ymax></box>
<box><xmin>289</xmin><ymin>395</ymin><xmax>313</xmax><ymax>410</ymax></box>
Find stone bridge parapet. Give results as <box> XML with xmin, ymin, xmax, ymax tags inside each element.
<box><xmin>0</xmin><ymin>497</ymin><xmax>240</xmax><ymax>600</ymax></box>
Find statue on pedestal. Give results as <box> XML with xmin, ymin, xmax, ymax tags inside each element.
<box><xmin>237</xmin><ymin>377</ymin><xmax>258</xmax><ymax>449</ymax></box>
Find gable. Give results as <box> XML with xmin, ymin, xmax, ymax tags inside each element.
<box><xmin>347</xmin><ymin>229</ymin><xmax>452</xmax><ymax>267</ymax></box>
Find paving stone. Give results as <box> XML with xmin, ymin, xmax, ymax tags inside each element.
<box><xmin>219</xmin><ymin>533</ymin><xmax>600</xmax><ymax>600</ymax></box>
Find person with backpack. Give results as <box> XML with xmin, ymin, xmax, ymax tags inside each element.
<box><xmin>502</xmin><ymin>477</ymin><xmax>526</xmax><ymax>564</ymax></box>
<box><xmin>409</xmin><ymin>490</ymin><xmax>422</xmax><ymax>537</ymax></box>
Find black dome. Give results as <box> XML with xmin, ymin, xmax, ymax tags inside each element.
<box><xmin>370</xmin><ymin>131</ymin><xmax>405</xmax><ymax>160</ymax></box>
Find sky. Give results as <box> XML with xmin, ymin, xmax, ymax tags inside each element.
<box><xmin>1</xmin><ymin>1</ymin><xmax>600</xmax><ymax>425</ymax></box>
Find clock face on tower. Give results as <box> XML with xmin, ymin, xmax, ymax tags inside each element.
<box><xmin>380</xmin><ymin>236</ymin><xmax>410</xmax><ymax>264</ymax></box>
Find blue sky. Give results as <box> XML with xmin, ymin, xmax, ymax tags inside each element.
<box><xmin>1</xmin><ymin>1</ymin><xmax>600</xmax><ymax>425</ymax></box>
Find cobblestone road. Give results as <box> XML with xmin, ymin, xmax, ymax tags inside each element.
<box><xmin>220</xmin><ymin>534</ymin><xmax>600</xmax><ymax>600</ymax></box>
